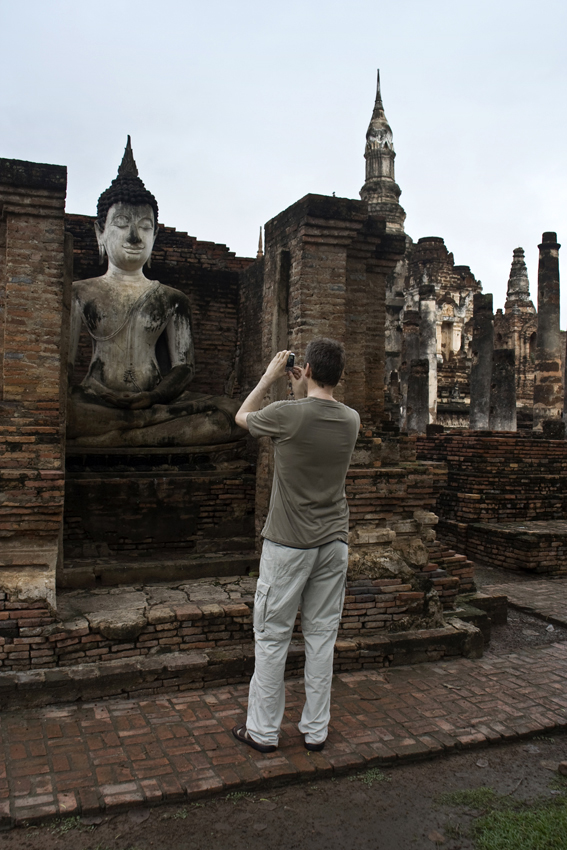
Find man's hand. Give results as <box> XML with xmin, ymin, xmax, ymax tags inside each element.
<box><xmin>263</xmin><ymin>350</ymin><xmax>293</xmax><ymax>383</ymax></box>
<box><xmin>236</xmin><ymin>350</ymin><xmax>294</xmax><ymax>430</ymax></box>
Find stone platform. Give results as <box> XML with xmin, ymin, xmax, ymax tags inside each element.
<box><xmin>1</xmin><ymin>642</ymin><xmax>566</xmax><ymax>826</ymax></box>
<box><xmin>0</xmin><ymin>576</ymin><xmax>492</xmax><ymax>707</ymax></box>
<box><xmin>466</xmin><ymin>521</ymin><xmax>567</xmax><ymax>577</ymax></box>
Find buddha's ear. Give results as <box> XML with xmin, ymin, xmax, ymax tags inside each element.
<box><xmin>94</xmin><ymin>220</ymin><xmax>107</xmax><ymax>265</ymax></box>
<box><xmin>94</xmin><ymin>219</ymin><xmax>104</xmax><ymax>246</ymax></box>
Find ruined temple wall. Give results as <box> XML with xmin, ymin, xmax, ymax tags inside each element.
<box><xmin>0</xmin><ymin>159</ymin><xmax>71</xmax><ymax>609</ymax></box>
<box><xmin>65</xmin><ymin>214</ymin><xmax>254</xmax><ymax>398</ymax></box>
<box><xmin>386</xmin><ymin>236</ymin><xmax>482</xmax><ymax>429</ymax></box>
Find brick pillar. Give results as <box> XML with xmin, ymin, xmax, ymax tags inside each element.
<box><xmin>254</xmin><ymin>194</ymin><xmax>405</xmax><ymax>540</ymax></box>
<box><xmin>0</xmin><ymin>158</ymin><xmax>70</xmax><ymax>610</ymax></box>
<box><xmin>469</xmin><ymin>293</ymin><xmax>494</xmax><ymax>430</ymax></box>
<box><xmin>400</xmin><ymin>310</ymin><xmax>420</xmax><ymax>430</ymax></box>
<box><xmin>489</xmin><ymin>349</ymin><xmax>517</xmax><ymax>431</ymax></box>
<box><xmin>406</xmin><ymin>358</ymin><xmax>429</xmax><ymax>434</ymax></box>
<box><xmin>533</xmin><ymin>232</ymin><xmax>562</xmax><ymax>430</ymax></box>
<box><xmin>418</xmin><ymin>284</ymin><xmax>438</xmax><ymax>424</ymax></box>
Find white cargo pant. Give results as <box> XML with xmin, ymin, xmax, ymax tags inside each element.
<box><xmin>246</xmin><ymin>538</ymin><xmax>348</xmax><ymax>747</ymax></box>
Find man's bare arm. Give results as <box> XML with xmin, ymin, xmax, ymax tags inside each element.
<box><xmin>236</xmin><ymin>350</ymin><xmax>300</xmax><ymax>430</ymax></box>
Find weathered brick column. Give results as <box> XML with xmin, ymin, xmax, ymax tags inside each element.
<box><xmin>399</xmin><ymin>309</ymin><xmax>420</xmax><ymax>430</ymax></box>
<box><xmin>469</xmin><ymin>293</ymin><xmax>493</xmax><ymax>430</ymax></box>
<box><xmin>418</xmin><ymin>283</ymin><xmax>438</xmax><ymax>426</ymax></box>
<box><xmin>489</xmin><ymin>349</ymin><xmax>517</xmax><ymax>431</ymax></box>
<box><xmin>254</xmin><ymin>194</ymin><xmax>405</xmax><ymax>537</ymax></box>
<box><xmin>533</xmin><ymin>232</ymin><xmax>562</xmax><ymax>430</ymax></box>
<box><xmin>0</xmin><ymin>158</ymin><xmax>71</xmax><ymax>610</ymax></box>
<box><xmin>406</xmin><ymin>358</ymin><xmax>429</xmax><ymax>434</ymax></box>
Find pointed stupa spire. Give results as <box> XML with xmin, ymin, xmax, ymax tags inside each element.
<box><xmin>257</xmin><ymin>226</ymin><xmax>264</xmax><ymax>259</ymax></box>
<box><xmin>370</xmin><ymin>70</ymin><xmax>387</xmax><ymax>128</ymax></box>
<box><xmin>360</xmin><ymin>70</ymin><xmax>405</xmax><ymax>233</ymax></box>
<box><xmin>117</xmin><ymin>135</ymin><xmax>139</xmax><ymax>178</ymax></box>
<box><xmin>505</xmin><ymin>247</ymin><xmax>535</xmax><ymax>314</ymax></box>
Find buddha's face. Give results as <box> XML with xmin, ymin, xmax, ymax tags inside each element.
<box><xmin>96</xmin><ymin>203</ymin><xmax>157</xmax><ymax>272</ymax></box>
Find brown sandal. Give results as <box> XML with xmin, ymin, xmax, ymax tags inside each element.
<box><xmin>232</xmin><ymin>724</ymin><xmax>277</xmax><ymax>753</ymax></box>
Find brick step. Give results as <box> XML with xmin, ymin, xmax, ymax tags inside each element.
<box><xmin>58</xmin><ymin>553</ymin><xmax>259</xmax><ymax>588</ymax></box>
<box><xmin>0</xmin><ymin>619</ymin><xmax>484</xmax><ymax>710</ymax></box>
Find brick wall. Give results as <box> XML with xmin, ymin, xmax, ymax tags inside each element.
<box><xmin>0</xmin><ymin>159</ymin><xmax>71</xmax><ymax>609</ymax></box>
<box><xmin>416</xmin><ymin>430</ymin><xmax>567</xmax><ymax>553</ymax></box>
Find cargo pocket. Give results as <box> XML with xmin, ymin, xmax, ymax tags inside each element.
<box><xmin>253</xmin><ymin>580</ymin><xmax>271</xmax><ymax>634</ymax></box>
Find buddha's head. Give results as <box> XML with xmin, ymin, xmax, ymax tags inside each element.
<box><xmin>95</xmin><ymin>137</ymin><xmax>159</xmax><ymax>272</ymax></box>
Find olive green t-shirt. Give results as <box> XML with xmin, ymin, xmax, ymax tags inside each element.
<box><xmin>247</xmin><ymin>397</ymin><xmax>360</xmax><ymax>549</ymax></box>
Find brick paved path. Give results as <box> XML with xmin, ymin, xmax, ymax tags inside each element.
<box><xmin>1</xmin><ymin>643</ymin><xmax>567</xmax><ymax>826</ymax></box>
<box><xmin>484</xmin><ymin>579</ymin><xmax>567</xmax><ymax>628</ymax></box>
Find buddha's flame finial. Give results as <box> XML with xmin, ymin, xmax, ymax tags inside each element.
<box><xmin>117</xmin><ymin>135</ymin><xmax>139</xmax><ymax>179</ymax></box>
<box><xmin>96</xmin><ymin>136</ymin><xmax>159</xmax><ymax>228</ymax></box>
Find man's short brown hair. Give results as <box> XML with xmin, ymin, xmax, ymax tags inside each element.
<box><xmin>305</xmin><ymin>338</ymin><xmax>346</xmax><ymax>387</ymax></box>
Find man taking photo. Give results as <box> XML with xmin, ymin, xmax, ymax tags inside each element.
<box><xmin>232</xmin><ymin>338</ymin><xmax>360</xmax><ymax>753</ymax></box>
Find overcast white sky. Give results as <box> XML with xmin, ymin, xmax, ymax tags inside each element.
<box><xmin>1</xmin><ymin>0</ymin><xmax>565</xmax><ymax>321</ymax></box>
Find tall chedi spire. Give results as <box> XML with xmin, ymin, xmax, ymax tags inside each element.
<box><xmin>360</xmin><ymin>70</ymin><xmax>406</xmax><ymax>232</ymax></box>
<box><xmin>505</xmin><ymin>247</ymin><xmax>535</xmax><ymax>314</ymax></box>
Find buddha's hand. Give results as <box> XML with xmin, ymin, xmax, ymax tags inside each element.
<box><xmin>127</xmin><ymin>391</ymin><xmax>161</xmax><ymax>410</ymax></box>
<box><xmin>97</xmin><ymin>389</ymin><xmax>137</xmax><ymax>408</ymax></box>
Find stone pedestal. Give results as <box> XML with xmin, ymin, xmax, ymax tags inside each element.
<box><xmin>62</xmin><ymin>443</ymin><xmax>257</xmax><ymax>586</ymax></box>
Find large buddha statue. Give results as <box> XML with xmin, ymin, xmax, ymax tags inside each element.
<box><xmin>67</xmin><ymin>138</ymin><xmax>242</xmax><ymax>448</ymax></box>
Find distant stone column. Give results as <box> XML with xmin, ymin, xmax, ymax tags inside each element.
<box><xmin>400</xmin><ymin>310</ymin><xmax>420</xmax><ymax>429</ymax></box>
<box><xmin>533</xmin><ymin>232</ymin><xmax>562</xmax><ymax>429</ymax></box>
<box><xmin>419</xmin><ymin>284</ymin><xmax>438</xmax><ymax>424</ymax></box>
<box><xmin>469</xmin><ymin>293</ymin><xmax>494</xmax><ymax>430</ymax></box>
<box><xmin>489</xmin><ymin>349</ymin><xmax>517</xmax><ymax>431</ymax></box>
<box><xmin>406</xmin><ymin>358</ymin><xmax>429</xmax><ymax>434</ymax></box>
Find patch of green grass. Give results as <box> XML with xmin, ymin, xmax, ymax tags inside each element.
<box><xmin>549</xmin><ymin>774</ymin><xmax>567</xmax><ymax>794</ymax></box>
<box><xmin>348</xmin><ymin>768</ymin><xmax>391</xmax><ymax>787</ymax></box>
<box><xmin>472</xmin><ymin>797</ymin><xmax>567</xmax><ymax>850</ymax></box>
<box><xmin>533</xmin><ymin>735</ymin><xmax>556</xmax><ymax>743</ymax></box>
<box><xmin>50</xmin><ymin>816</ymin><xmax>86</xmax><ymax>835</ymax></box>
<box><xmin>444</xmin><ymin>822</ymin><xmax>464</xmax><ymax>839</ymax></box>
<box><xmin>438</xmin><ymin>786</ymin><xmax>499</xmax><ymax>810</ymax></box>
<box><xmin>225</xmin><ymin>790</ymin><xmax>252</xmax><ymax>804</ymax></box>
<box><xmin>171</xmin><ymin>807</ymin><xmax>189</xmax><ymax>820</ymax></box>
